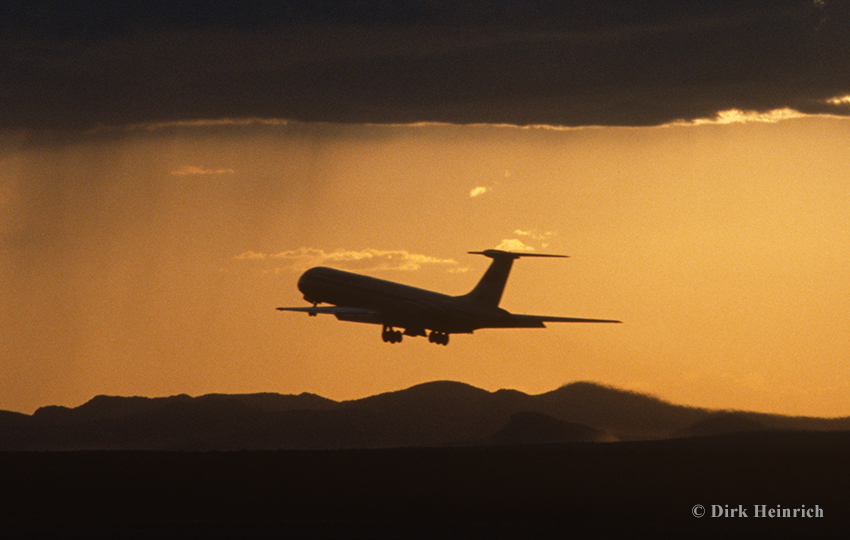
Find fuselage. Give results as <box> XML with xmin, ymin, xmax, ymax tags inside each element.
<box><xmin>297</xmin><ymin>266</ymin><xmax>526</xmax><ymax>334</ymax></box>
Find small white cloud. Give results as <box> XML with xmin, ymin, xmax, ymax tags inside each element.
<box><xmin>238</xmin><ymin>247</ymin><xmax>457</xmax><ymax>272</ymax></box>
<box><xmin>469</xmin><ymin>186</ymin><xmax>489</xmax><ymax>198</ymax></box>
<box><xmin>170</xmin><ymin>165</ymin><xmax>236</xmax><ymax>176</ymax></box>
<box><xmin>826</xmin><ymin>94</ymin><xmax>850</xmax><ymax>105</ymax></box>
<box><xmin>513</xmin><ymin>229</ymin><xmax>556</xmax><ymax>248</ymax></box>
<box><xmin>676</xmin><ymin>108</ymin><xmax>805</xmax><ymax>126</ymax></box>
<box><xmin>234</xmin><ymin>251</ymin><xmax>267</xmax><ymax>260</ymax></box>
<box><xmin>495</xmin><ymin>239</ymin><xmax>535</xmax><ymax>252</ymax></box>
<box><xmin>514</xmin><ymin>229</ymin><xmax>555</xmax><ymax>241</ymax></box>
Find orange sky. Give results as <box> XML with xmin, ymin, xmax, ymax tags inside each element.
<box><xmin>2</xmin><ymin>114</ymin><xmax>849</xmax><ymax>416</ymax></box>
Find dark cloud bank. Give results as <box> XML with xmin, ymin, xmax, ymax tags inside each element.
<box><xmin>2</xmin><ymin>0</ymin><xmax>850</xmax><ymax>131</ymax></box>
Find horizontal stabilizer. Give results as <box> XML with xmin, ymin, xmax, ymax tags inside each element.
<box><xmin>468</xmin><ymin>249</ymin><xmax>568</xmax><ymax>259</ymax></box>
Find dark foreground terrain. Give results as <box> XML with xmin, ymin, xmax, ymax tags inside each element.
<box><xmin>2</xmin><ymin>431</ymin><xmax>849</xmax><ymax>539</ymax></box>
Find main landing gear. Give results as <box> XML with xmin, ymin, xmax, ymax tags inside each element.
<box><xmin>428</xmin><ymin>330</ymin><xmax>449</xmax><ymax>346</ymax></box>
<box><xmin>381</xmin><ymin>326</ymin><xmax>450</xmax><ymax>346</ymax></box>
<box><xmin>382</xmin><ymin>326</ymin><xmax>403</xmax><ymax>343</ymax></box>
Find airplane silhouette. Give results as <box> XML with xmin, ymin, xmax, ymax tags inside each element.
<box><xmin>277</xmin><ymin>249</ymin><xmax>620</xmax><ymax>345</ymax></box>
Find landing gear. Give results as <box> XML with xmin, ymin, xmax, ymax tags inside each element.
<box><xmin>381</xmin><ymin>326</ymin><xmax>448</xmax><ymax>345</ymax></box>
<box><xmin>428</xmin><ymin>330</ymin><xmax>449</xmax><ymax>346</ymax></box>
<box><xmin>382</xmin><ymin>325</ymin><xmax>403</xmax><ymax>344</ymax></box>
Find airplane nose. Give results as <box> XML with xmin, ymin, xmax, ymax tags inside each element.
<box><xmin>297</xmin><ymin>271</ymin><xmax>312</xmax><ymax>296</ymax></box>
<box><xmin>297</xmin><ymin>268</ymin><xmax>322</xmax><ymax>303</ymax></box>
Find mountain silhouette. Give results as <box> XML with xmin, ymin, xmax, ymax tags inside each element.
<box><xmin>2</xmin><ymin>381</ymin><xmax>849</xmax><ymax>451</ymax></box>
<box><xmin>676</xmin><ymin>410</ymin><xmax>767</xmax><ymax>437</ymax></box>
<box><xmin>536</xmin><ymin>382</ymin><xmax>708</xmax><ymax>439</ymax></box>
<box><xmin>491</xmin><ymin>411</ymin><xmax>604</xmax><ymax>444</ymax></box>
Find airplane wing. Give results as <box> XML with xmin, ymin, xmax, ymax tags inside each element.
<box><xmin>529</xmin><ymin>315</ymin><xmax>621</xmax><ymax>323</ymax></box>
<box><xmin>508</xmin><ymin>314</ymin><xmax>622</xmax><ymax>327</ymax></box>
<box><xmin>276</xmin><ymin>306</ymin><xmax>375</xmax><ymax>316</ymax></box>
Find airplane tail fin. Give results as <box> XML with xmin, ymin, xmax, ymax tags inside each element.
<box><xmin>461</xmin><ymin>250</ymin><xmax>568</xmax><ymax>308</ymax></box>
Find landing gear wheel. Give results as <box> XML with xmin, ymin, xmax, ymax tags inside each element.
<box><xmin>429</xmin><ymin>331</ymin><xmax>449</xmax><ymax>346</ymax></box>
<box><xmin>382</xmin><ymin>326</ymin><xmax>403</xmax><ymax>344</ymax></box>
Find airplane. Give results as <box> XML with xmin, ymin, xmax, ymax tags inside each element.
<box><xmin>277</xmin><ymin>249</ymin><xmax>620</xmax><ymax>345</ymax></box>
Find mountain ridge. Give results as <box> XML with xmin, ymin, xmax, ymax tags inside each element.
<box><xmin>3</xmin><ymin>380</ymin><xmax>849</xmax><ymax>451</ymax></box>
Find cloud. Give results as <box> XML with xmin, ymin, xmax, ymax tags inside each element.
<box><xmin>469</xmin><ymin>186</ymin><xmax>488</xmax><ymax>198</ymax></box>
<box><xmin>170</xmin><ymin>165</ymin><xmax>236</xmax><ymax>176</ymax></box>
<box><xmin>3</xmin><ymin>1</ymin><xmax>849</xmax><ymax>130</ymax></box>
<box><xmin>513</xmin><ymin>229</ymin><xmax>556</xmax><ymax>248</ymax></box>
<box><xmin>826</xmin><ymin>94</ymin><xmax>850</xmax><ymax>105</ymax></box>
<box><xmin>673</xmin><ymin>108</ymin><xmax>806</xmax><ymax>126</ymax></box>
<box><xmin>137</xmin><ymin>118</ymin><xmax>291</xmax><ymax>132</ymax></box>
<box><xmin>237</xmin><ymin>247</ymin><xmax>457</xmax><ymax>272</ymax></box>
<box><xmin>234</xmin><ymin>251</ymin><xmax>266</xmax><ymax>260</ymax></box>
<box><xmin>514</xmin><ymin>229</ymin><xmax>554</xmax><ymax>240</ymax></box>
<box><xmin>494</xmin><ymin>239</ymin><xmax>535</xmax><ymax>252</ymax></box>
